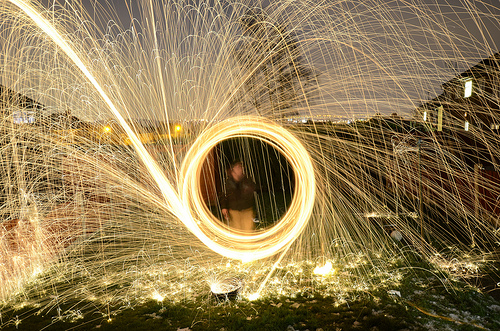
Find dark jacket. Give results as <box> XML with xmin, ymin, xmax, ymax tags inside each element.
<box><xmin>220</xmin><ymin>176</ymin><xmax>256</xmax><ymax>211</ymax></box>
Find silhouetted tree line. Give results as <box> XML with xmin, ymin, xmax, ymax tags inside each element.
<box><xmin>232</xmin><ymin>8</ymin><xmax>319</xmax><ymax>118</ymax></box>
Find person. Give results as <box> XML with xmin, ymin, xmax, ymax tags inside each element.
<box><xmin>220</xmin><ymin>160</ymin><xmax>256</xmax><ymax>232</ymax></box>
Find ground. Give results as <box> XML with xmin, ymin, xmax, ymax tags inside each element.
<box><xmin>1</xmin><ymin>257</ymin><xmax>499</xmax><ymax>331</ymax></box>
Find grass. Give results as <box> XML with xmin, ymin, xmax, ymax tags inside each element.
<box><xmin>2</xmin><ymin>251</ymin><xmax>499</xmax><ymax>331</ymax></box>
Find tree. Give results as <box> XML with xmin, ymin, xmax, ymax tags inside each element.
<box><xmin>233</xmin><ymin>8</ymin><xmax>318</xmax><ymax>119</ymax></box>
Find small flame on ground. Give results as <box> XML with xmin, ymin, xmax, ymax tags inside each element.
<box><xmin>151</xmin><ymin>290</ymin><xmax>164</xmax><ymax>302</ymax></box>
<box><xmin>247</xmin><ymin>293</ymin><xmax>260</xmax><ymax>301</ymax></box>
<box><xmin>313</xmin><ymin>261</ymin><xmax>334</xmax><ymax>276</ymax></box>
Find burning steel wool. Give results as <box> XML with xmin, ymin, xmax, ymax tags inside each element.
<box><xmin>0</xmin><ymin>0</ymin><xmax>499</xmax><ymax>327</ymax></box>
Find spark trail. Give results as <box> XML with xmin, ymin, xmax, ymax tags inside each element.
<box><xmin>0</xmin><ymin>0</ymin><xmax>499</xmax><ymax>326</ymax></box>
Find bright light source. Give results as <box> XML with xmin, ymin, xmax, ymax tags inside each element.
<box><xmin>423</xmin><ymin>111</ymin><xmax>427</xmax><ymax>121</ymax></box>
<box><xmin>103</xmin><ymin>126</ymin><xmax>111</xmax><ymax>133</ymax></box>
<box><xmin>175</xmin><ymin>125</ymin><xmax>182</xmax><ymax>132</ymax></box>
<box><xmin>151</xmin><ymin>290</ymin><xmax>164</xmax><ymax>302</ymax></box>
<box><xmin>464</xmin><ymin>79</ymin><xmax>472</xmax><ymax>98</ymax></box>
<box><xmin>464</xmin><ymin>121</ymin><xmax>470</xmax><ymax>131</ymax></box>
<box><xmin>210</xmin><ymin>278</ymin><xmax>242</xmax><ymax>300</ymax></box>
<box><xmin>313</xmin><ymin>261</ymin><xmax>334</xmax><ymax>276</ymax></box>
<box><xmin>248</xmin><ymin>293</ymin><xmax>260</xmax><ymax>301</ymax></box>
<box><xmin>437</xmin><ymin>106</ymin><xmax>443</xmax><ymax>131</ymax></box>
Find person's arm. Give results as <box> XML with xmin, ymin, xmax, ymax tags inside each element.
<box><xmin>219</xmin><ymin>193</ymin><xmax>229</xmax><ymax>220</ymax></box>
<box><xmin>220</xmin><ymin>178</ymin><xmax>234</xmax><ymax>220</ymax></box>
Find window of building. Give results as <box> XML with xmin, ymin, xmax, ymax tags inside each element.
<box><xmin>13</xmin><ymin>110</ymin><xmax>36</xmax><ymax>124</ymax></box>
<box><xmin>436</xmin><ymin>106</ymin><xmax>443</xmax><ymax>131</ymax></box>
<box><xmin>464</xmin><ymin>79</ymin><xmax>473</xmax><ymax>98</ymax></box>
<box><xmin>423</xmin><ymin>111</ymin><xmax>427</xmax><ymax>121</ymax></box>
<box><xmin>464</xmin><ymin>120</ymin><xmax>470</xmax><ymax>131</ymax></box>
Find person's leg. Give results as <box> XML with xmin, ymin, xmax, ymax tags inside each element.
<box><xmin>228</xmin><ymin>209</ymin><xmax>242</xmax><ymax>230</ymax></box>
<box><xmin>240</xmin><ymin>208</ymin><xmax>255</xmax><ymax>232</ymax></box>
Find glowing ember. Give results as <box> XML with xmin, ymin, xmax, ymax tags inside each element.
<box><xmin>151</xmin><ymin>290</ymin><xmax>165</xmax><ymax>302</ymax></box>
<box><xmin>313</xmin><ymin>261</ymin><xmax>334</xmax><ymax>276</ymax></box>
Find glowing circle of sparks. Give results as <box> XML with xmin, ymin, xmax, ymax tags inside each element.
<box><xmin>180</xmin><ymin>116</ymin><xmax>316</xmax><ymax>262</ymax></box>
<box><xmin>7</xmin><ymin>0</ymin><xmax>315</xmax><ymax>262</ymax></box>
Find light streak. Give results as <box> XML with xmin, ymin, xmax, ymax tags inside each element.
<box><xmin>0</xmin><ymin>0</ymin><xmax>499</xmax><ymax>326</ymax></box>
<box><xmin>6</xmin><ymin>0</ymin><xmax>315</xmax><ymax>263</ymax></box>
<box><xmin>180</xmin><ymin>116</ymin><xmax>316</xmax><ymax>261</ymax></box>
<box><xmin>6</xmin><ymin>0</ymin><xmax>187</xmax><ymax>228</ymax></box>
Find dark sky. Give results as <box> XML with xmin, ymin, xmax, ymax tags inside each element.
<box><xmin>10</xmin><ymin>0</ymin><xmax>500</xmax><ymax>118</ymax></box>
<box><xmin>79</xmin><ymin>0</ymin><xmax>500</xmax><ymax>114</ymax></box>
<box><xmin>79</xmin><ymin>0</ymin><xmax>499</xmax><ymax>58</ymax></box>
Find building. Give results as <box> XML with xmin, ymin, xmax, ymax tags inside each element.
<box><xmin>406</xmin><ymin>52</ymin><xmax>500</xmax><ymax>231</ymax></box>
<box><xmin>415</xmin><ymin>52</ymin><xmax>500</xmax><ymax>133</ymax></box>
<box><xmin>0</xmin><ymin>84</ymin><xmax>45</xmax><ymax>124</ymax></box>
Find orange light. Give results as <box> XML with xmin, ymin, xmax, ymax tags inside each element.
<box><xmin>175</xmin><ymin>125</ymin><xmax>182</xmax><ymax>132</ymax></box>
<box><xmin>103</xmin><ymin>126</ymin><xmax>111</xmax><ymax>133</ymax></box>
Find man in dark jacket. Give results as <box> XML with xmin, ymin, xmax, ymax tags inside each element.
<box><xmin>220</xmin><ymin>160</ymin><xmax>256</xmax><ymax>232</ymax></box>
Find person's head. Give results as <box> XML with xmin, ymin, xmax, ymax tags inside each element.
<box><xmin>228</xmin><ymin>160</ymin><xmax>244</xmax><ymax>181</ymax></box>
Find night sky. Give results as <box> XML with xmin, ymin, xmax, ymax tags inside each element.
<box><xmin>77</xmin><ymin>0</ymin><xmax>500</xmax><ymax>116</ymax></box>
<box><xmin>79</xmin><ymin>0</ymin><xmax>500</xmax><ymax>59</ymax></box>
<box><xmin>11</xmin><ymin>1</ymin><xmax>500</xmax><ymax>117</ymax></box>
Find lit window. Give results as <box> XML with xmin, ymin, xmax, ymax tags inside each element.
<box><xmin>13</xmin><ymin>110</ymin><xmax>36</xmax><ymax>124</ymax></box>
<box><xmin>464</xmin><ymin>79</ymin><xmax>472</xmax><ymax>98</ymax></box>
<box><xmin>423</xmin><ymin>111</ymin><xmax>427</xmax><ymax>121</ymax></box>
<box><xmin>464</xmin><ymin>121</ymin><xmax>470</xmax><ymax>131</ymax></box>
<box><xmin>436</xmin><ymin>106</ymin><xmax>443</xmax><ymax>131</ymax></box>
